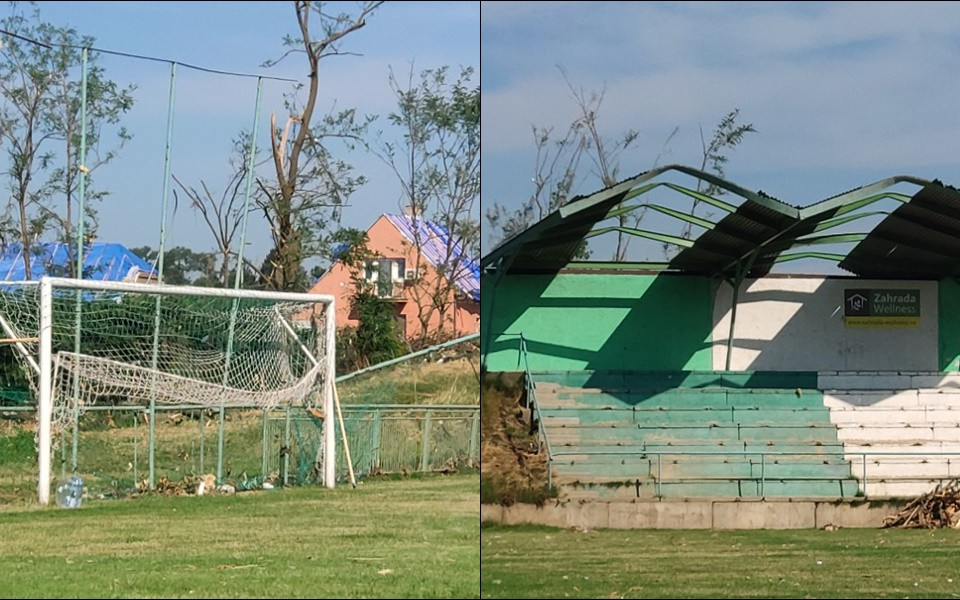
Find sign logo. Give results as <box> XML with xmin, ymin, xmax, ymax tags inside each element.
<box><xmin>843</xmin><ymin>289</ymin><xmax>920</xmax><ymax>328</ymax></box>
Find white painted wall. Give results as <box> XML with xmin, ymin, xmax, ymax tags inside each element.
<box><xmin>712</xmin><ymin>277</ymin><xmax>938</xmax><ymax>371</ymax></box>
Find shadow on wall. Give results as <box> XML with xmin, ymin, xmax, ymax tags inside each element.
<box><xmin>483</xmin><ymin>272</ymin><xmax>714</xmax><ymax>376</ymax></box>
<box><xmin>484</xmin><ymin>272</ymin><xmax>954</xmax><ymax>379</ymax></box>
<box><xmin>713</xmin><ymin>278</ymin><xmax>940</xmax><ymax>373</ymax></box>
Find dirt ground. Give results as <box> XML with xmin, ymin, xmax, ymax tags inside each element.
<box><xmin>480</xmin><ymin>373</ymin><xmax>553</xmax><ymax>505</ymax></box>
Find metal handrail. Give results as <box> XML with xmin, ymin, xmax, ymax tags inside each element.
<box><xmin>495</xmin><ymin>332</ymin><xmax>555</xmax><ymax>487</ymax></box>
<box><xmin>550</xmin><ymin>448</ymin><xmax>960</xmax><ymax>498</ymax></box>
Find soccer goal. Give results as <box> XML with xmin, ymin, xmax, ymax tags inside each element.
<box><xmin>0</xmin><ymin>277</ymin><xmax>336</xmax><ymax>504</ymax></box>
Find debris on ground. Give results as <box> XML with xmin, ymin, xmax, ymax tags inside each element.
<box><xmin>480</xmin><ymin>375</ymin><xmax>554</xmax><ymax>506</ymax></box>
<box><xmin>883</xmin><ymin>480</ymin><xmax>960</xmax><ymax>528</ymax></box>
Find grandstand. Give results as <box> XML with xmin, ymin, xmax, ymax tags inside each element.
<box><xmin>481</xmin><ymin>165</ymin><xmax>960</xmax><ymax>525</ymax></box>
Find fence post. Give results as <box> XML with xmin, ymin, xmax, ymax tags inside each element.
<box><xmin>198</xmin><ymin>408</ymin><xmax>205</xmax><ymax>475</ymax></box>
<box><xmin>469</xmin><ymin>409</ymin><xmax>479</xmax><ymax>465</ymax></box>
<box><xmin>283</xmin><ymin>405</ymin><xmax>291</xmax><ymax>486</ymax></box>
<box><xmin>261</xmin><ymin>409</ymin><xmax>269</xmax><ymax>480</ymax></box>
<box><xmin>372</xmin><ymin>409</ymin><xmax>382</xmax><ymax>472</ymax></box>
<box><xmin>420</xmin><ymin>409</ymin><xmax>433</xmax><ymax>472</ymax></box>
<box><xmin>133</xmin><ymin>410</ymin><xmax>139</xmax><ymax>486</ymax></box>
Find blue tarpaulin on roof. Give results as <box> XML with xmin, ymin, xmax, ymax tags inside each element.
<box><xmin>385</xmin><ymin>214</ymin><xmax>480</xmax><ymax>301</ymax></box>
<box><xmin>0</xmin><ymin>242</ymin><xmax>155</xmax><ymax>281</ymax></box>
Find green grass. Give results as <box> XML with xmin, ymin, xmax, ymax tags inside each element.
<box><xmin>339</xmin><ymin>357</ymin><xmax>480</xmax><ymax>405</ymax></box>
<box><xmin>0</xmin><ymin>473</ymin><xmax>479</xmax><ymax>599</ymax></box>
<box><xmin>481</xmin><ymin>524</ymin><xmax>960</xmax><ymax>598</ymax></box>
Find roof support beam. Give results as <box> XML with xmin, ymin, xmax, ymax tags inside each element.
<box><xmin>724</xmin><ymin>247</ymin><xmax>761</xmax><ymax>371</ymax></box>
<box><xmin>583</xmin><ymin>226</ymin><xmax>696</xmax><ymax>249</ymax></box>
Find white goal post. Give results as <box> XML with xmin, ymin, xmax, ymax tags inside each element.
<box><xmin>31</xmin><ymin>276</ymin><xmax>336</xmax><ymax>505</ymax></box>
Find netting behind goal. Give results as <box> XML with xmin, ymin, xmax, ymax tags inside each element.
<box><xmin>0</xmin><ymin>277</ymin><xmax>336</xmax><ymax>503</ymax></box>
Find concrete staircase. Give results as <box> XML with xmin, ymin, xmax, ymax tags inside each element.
<box><xmin>822</xmin><ymin>372</ymin><xmax>960</xmax><ymax>498</ymax></box>
<box><xmin>533</xmin><ymin>371</ymin><xmax>858</xmax><ymax>502</ymax></box>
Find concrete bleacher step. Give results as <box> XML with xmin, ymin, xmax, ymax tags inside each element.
<box><xmin>836</xmin><ymin>424</ymin><xmax>960</xmax><ymax>444</ymax></box>
<box><xmin>540</xmin><ymin>406</ymin><xmax>832</xmax><ymax>427</ymax></box>
<box><xmin>818</xmin><ymin>372</ymin><xmax>960</xmax><ymax>391</ymax></box>
<box><xmin>846</xmin><ymin>457</ymin><xmax>960</xmax><ymax>480</ymax></box>
<box><xmin>551</xmin><ymin>455</ymin><xmax>851</xmax><ymax>480</ymax></box>
<box><xmin>534</xmin><ymin>370</ymin><xmax>819</xmax><ymax>390</ymax></box>
<box><xmin>828</xmin><ymin>407</ymin><xmax>960</xmax><ymax>424</ymax></box>
<box><xmin>657</xmin><ymin>478</ymin><xmax>859</xmax><ymax>498</ymax></box>
<box><xmin>532</xmin><ymin>370</ymin><xmax>856</xmax><ymax>500</ymax></box>
<box><xmin>546</xmin><ymin>424</ymin><xmax>842</xmax><ymax>446</ymax></box>
<box><xmin>536</xmin><ymin>388</ymin><xmax>825</xmax><ymax>410</ymax></box>
<box><xmin>858</xmin><ymin>480</ymin><xmax>952</xmax><ymax>498</ymax></box>
<box><xmin>559</xmin><ymin>480</ymin><xmax>660</xmax><ymax>502</ymax></box>
<box><xmin>558</xmin><ymin>477</ymin><xmax>860</xmax><ymax>500</ymax></box>
<box><xmin>549</xmin><ymin>442</ymin><xmax>848</xmax><ymax>455</ymax></box>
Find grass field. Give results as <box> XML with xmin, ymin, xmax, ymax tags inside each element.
<box><xmin>0</xmin><ymin>351</ymin><xmax>481</xmax><ymax>504</ymax></box>
<box><xmin>481</xmin><ymin>523</ymin><xmax>960</xmax><ymax>599</ymax></box>
<box><xmin>0</xmin><ymin>473</ymin><xmax>479</xmax><ymax>599</ymax></box>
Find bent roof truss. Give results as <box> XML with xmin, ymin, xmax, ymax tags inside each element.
<box><xmin>481</xmin><ymin>164</ymin><xmax>960</xmax><ymax>281</ymax></box>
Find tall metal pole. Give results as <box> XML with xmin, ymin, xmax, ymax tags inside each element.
<box><xmin>149</xmin><ymin>62</ymin><xmax>177</xmax><ymax>489</ymax></box>
<box><xmin>38</xmin><ymin>278</ymin><xmax>53</xmax><ymax>505</ymax></box>
<box><xmin>217</xmin><ymin>78</ymin><xmax>263</xmax><ymax>482</ymax></box>
<box><xmin>324</xmin><ymin>298</ymin><xmax>336</xmax><ymax>488</ymax></box>
<box><xmin>70</xmin><ymin>47</ymin><xmax>90</xmax><ymax>474</ymax></box>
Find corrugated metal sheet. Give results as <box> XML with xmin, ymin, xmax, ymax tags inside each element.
<box><xmin>0</xmin><ymin>242</ymin><xmax>154</xmax><ymax>282</ymax></box>
<box><xmin>839</xmin><ymin>183</ymin><xmax>960</xmax><ymax>279</ymax></box>
<box><xmin>481</xmin><ymin>165</ymin><xmax>960</xmax><ymax>281</ymax></box>
<box><xmin>384</xmin><ymin>214</ymin><xmax>480</xmax><ymax>301</ymax></box>
<box><xmin>668</xmin><ymin>199</ymin><xmax>810</xmax><ymax>278</ymax></box>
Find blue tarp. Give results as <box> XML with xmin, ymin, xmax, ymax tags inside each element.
<box><xmin>0</xmin><ymin>242</ymin><xmax>155</xmax><ymax>281</ymax></box>
<box><xmin>385</xmin><ymin>214</ymin><xmax>480</xmax><ymax>302</ymax></box>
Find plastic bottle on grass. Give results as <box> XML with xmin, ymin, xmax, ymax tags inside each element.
<box><xmin>55</xmin><ymin>475</ymin><xmax>84</xmax><ymax>509</ymax></box>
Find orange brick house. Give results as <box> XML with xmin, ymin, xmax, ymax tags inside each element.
<box><xmin>309</xmin><ymin>214</ymin><xmax>480</xmax><ymax>342</ymax></box>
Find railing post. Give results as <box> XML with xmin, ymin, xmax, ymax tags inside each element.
<box><xmin>760</xmin><ymin>453</ymin><xmax>765</xmax><ymax>498</ymax></box>
<box><xmin>862</xmin><ymin>452</ymin><xmax>867</xmax><ymax>497</ymax></box>
<box><xmin>656</xmin><ymin>453</ymin><xmax>662</xmax><ymax>498</ymax></box>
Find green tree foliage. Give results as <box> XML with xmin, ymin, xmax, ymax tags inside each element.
<box><xmin>130</xmin><ymin>246</ymin><xmax>216</xmax><ymax>286</ymax></box>
<box><xmin>683</xmin><ymin>108</ymin><xmax>757</xmax><ymax>241</ymax></box>
<box><xmin>330</xmin><ymin>227</ymin><xmax>405</xmax><ymax>373</ymax></box>
<box><xmin>0</xmin><ymin>2</ymin><xmax>134</xmax><ymax>277</ymax></box>
<box><xmin>378</xmin><ymin>65</ymin><xmax>479</xmax><ymax>347</ymax></box>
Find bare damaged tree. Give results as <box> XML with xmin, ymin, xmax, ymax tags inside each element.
<box><xmin>485</xmin><ymin>69</ymin><xmax>641</xmax><ymax>260</ymax></box>
<box><xmin>485</xmin><ymin>121</ymin><xmax>586</xmax><ymax>249</ymax></box>
<box><xmin>682</xmin><ymin>108</ymin><xmax>756</xmax><ymax>241</ymax></box>
<box><xmin>172</xmin><ymin>134</ymin><xmax>252</xmax><ymax>288</ymax></box>
<box><xmin>258</xmin><ymin>0</ymin><xmax>382</xmax><ymax>291</ymax></box>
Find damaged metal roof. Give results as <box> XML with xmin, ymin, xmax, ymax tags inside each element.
<box><xmin>481</xmin><ymin>165</ymin><xmax>960</xmax><ymax>281</ymax></box>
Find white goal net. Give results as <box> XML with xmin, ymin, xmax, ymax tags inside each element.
<box><xmin>0</xmin><ymin>277</ymin><xmax>336</xmax><ymax>504</ymax></box>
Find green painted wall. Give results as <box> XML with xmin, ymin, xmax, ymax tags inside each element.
<box><xmin>483</xmin><ymin>273</ymin><xmax>713</xmax><ymax>372</ymax></box>
<box><xmin>940</xmin><ymin>279</ymin><xmax>960</xmax><ymax>371</ymax></box>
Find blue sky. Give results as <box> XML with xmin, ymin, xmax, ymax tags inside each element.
<box><xmin>18</xmin><ymin>1</ymin><xmax>479</xmax><ymax>266</ymax></box>
<box><xmin>481</xmin><ymin>1</ymin><xmax>960</xmax><ymax>266</ymax></box>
